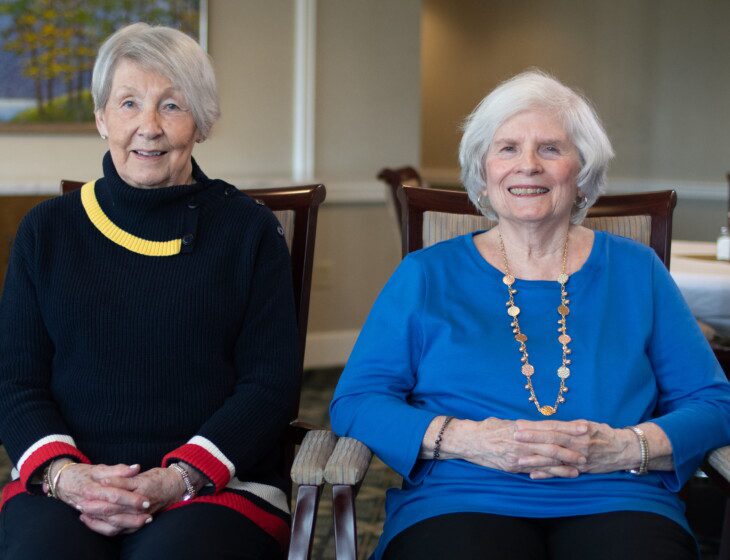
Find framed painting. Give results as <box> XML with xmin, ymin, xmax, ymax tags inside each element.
<box><xmin>0</xmin><ymin>0</ymin><xmax>208</xmax><ymax>133</ymax></box>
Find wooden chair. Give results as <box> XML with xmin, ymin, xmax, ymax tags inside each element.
<box><xmin>61</xmin><ymin>180</ymin><xmax>332</xmax><ymax>560</ymax></box>
<box><xmin>0</xmin><ymin>195</ymin><xmax>54</xmax><ymax>295</ymax></box>
<box><xmin>376</xmin><ymin>166</ymin><xmax>425</xmax><ymax>231</ymax></box>
<box><xmin>377</xmin><ymin>167</ymin><xmax>675</xmax><ymax>266</ymax></box>
<box><xmin>398</xmin><ymin>185</ymin><xmax>676</xmax><ymax>266</ymax></box>
<box><xmin>322</xmin><ymin>185</ymin><xmax>730</xmax><ymax>560</ymax></box>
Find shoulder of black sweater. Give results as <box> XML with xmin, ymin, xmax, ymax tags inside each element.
<box><xmin>200</xmin><ymin>179</ymin><xmax>285</xmax><ymax>236</ymax></box>
<box><xmin>11</xmin><ymin>190</ymin><xmax>82</xmax><ymax>254</ymax></box>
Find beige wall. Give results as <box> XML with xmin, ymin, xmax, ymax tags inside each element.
<box><xmin>310</xmin><ymin>0</ymin><xmax>420</xmax><ymax>336</ymax></box>
<box><xmin>421</xmin><ymin>0</ymin><xmax>730</xmax><ymax>240</ymax></box>
<box><xmin>315</xmin><ymin>0</ymin><xmax>421</xmax><ymax>179</ymax></box>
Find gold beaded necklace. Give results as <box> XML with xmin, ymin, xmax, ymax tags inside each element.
<box><xmin>497</xmin><ymin>230</ymin><xmax>572</xmax><ymax>416</ymax></box>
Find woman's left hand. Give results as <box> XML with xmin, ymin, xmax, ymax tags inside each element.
<box><xmin>97</xmin><ymin>467</ymin><xmax>186</xmax><ymax>514</ymax></box>
<box><xmin>78</xmin><ymin>466</ymin><xmax>186</xmax><ymax>534</ymax></box>
<box><xmin>512</xmin><ymin>419</ymin><xmax>636</xmax><ymax>479</ymax></box>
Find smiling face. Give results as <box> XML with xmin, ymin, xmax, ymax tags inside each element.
<box><xmin>484</xmin><ymin>108</ymin><xmax>582</xmax><ymax>226</ymax></box>
<box><xmin>95</xmin><ymin>59</ymin><xmax>199</xmax><ymax>189</ymax></box>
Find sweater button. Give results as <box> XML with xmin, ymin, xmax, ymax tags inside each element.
<box><xmin>224</xmin><ymin>187</ymin><xmax>236</xmax><ymax>196</ymax></box>
<box><xmin>182</xmin><ymin>234</ymin><xmax>195</xmax><ymax>246</ymax></box>
<box><xmin>187</xmin><ymin>201</ymin><xmax>199</xmax><ymax>209</ymax></box>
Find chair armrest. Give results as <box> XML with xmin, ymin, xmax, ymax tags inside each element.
<box><xmin>290</xmin><ymin>429</ymin><xmax>338</xmax><ymax>486</ymax></box>
<box><xmin>324</xmin><ymin>437</ymin><xmax>373</xmax><ymax>486</ymax></box>
<box><xmin>707</xmin><ymin>445</ymin><xmax>730</xmax><ymax>483</ymax></box>
<box><xmin>287</xmin><ymin>420</ymin><xmax>326</xmax><ymax>446</ymax></box>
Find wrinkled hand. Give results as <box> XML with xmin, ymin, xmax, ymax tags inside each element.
<box><xmin>104</xmin><ymin>467</ymin><xmax>186</xmax><ymax>515</ymax></box>
<box><xmin>513</xmin><ymin>419</ymin><xmax>636</xmax><ymax>479</ymax></box>
<box><xmin>449</xmin><ymin>418</ymin><xmax>587</xmax><ymax>478</ymax></box>
<box><xmin>54</xmin><ymin>462</ymin><xmax>151</xmax><ymax>536</ymax></box>
<box><xmin>76</xmin><ymin>466</ymin><xmax>186</xmax><ymax>536</ymax></box>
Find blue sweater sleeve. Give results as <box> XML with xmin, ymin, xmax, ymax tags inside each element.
<box><xmin>646</xmin><ymin>254</ymin><xmax>730</xmax><ymax>490</ymax></box>
<box><xmin>330</xmin><ymin>255</ymin><xmax>438</xmax><ymax>482</ymax></box>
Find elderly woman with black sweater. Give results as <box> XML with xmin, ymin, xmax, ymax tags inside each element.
<box><xmin>0</xmin><ymin>23</ymin><xmax>297</xmax><ymax>559</ymax></box>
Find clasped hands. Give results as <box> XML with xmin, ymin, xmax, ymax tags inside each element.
<box><xmin>451</xmin><ymin>418</ymin><xmax>637</xmax><ymax>480</ymax></box>
<box><xmin>52</xmin><ymin>462</ymin><xmax>188</xmax><ymax>536</ymax></box>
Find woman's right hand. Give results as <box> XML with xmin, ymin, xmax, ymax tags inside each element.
<box><xmin>422</xmin><ymin>416</ymin><xmax>588</xmax><ymax>478</ymax></box>
<box><xmin>54</xmin><ymin>461</ymin><xmax>153</xmax><ymax>535</ymax></box>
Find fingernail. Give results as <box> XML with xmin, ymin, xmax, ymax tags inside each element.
<box><xmin>145</xmin><ymin>516</ymin><xmax>153</xmax><ymax>524</ymax></box>
<box><xmin>130</xmin><ymin>464</ymin><xmax>140</xmax><ymax>470</ymax></box>
<box><xmin>76</xmin><ymin>504</ymin><xmax>83</xmax><ymax>512</ymax></box>
<box><xmin>143</xmin><ymin>501</ymin><xmax>150</xmax><ymax>509</ymax></box>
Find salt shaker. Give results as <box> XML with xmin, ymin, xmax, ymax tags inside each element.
<box><xmin>717</xmin><ymin>226</ymin><xmax>730</xmax><ymax>261</ymax></box>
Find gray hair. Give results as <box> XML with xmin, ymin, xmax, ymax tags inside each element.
<box><xmin>92</xmin><ymin>23</ymin><xmax>220</xmax><ymax>140</ymax></box>
<box><xmin>459</xmin><ymin>70</ymin><xmax>614</xmax><ymax>223</ymax></box>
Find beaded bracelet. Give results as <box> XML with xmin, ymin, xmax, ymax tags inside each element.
<box><xmin>42</xmin><ymin>461</ymin><xmax>55</xmax><ymax>497</ymax></box>
<box><xmin>433</xmin><ymin>416</ymin><xmax>454</xmax><ymax>460</ymax></box>
<box><xmin>627</xmin><ymin>426</ymin><xmax>649</xmax><ymax>475</ymax></box>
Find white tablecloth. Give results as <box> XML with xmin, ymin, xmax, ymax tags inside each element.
<box><xmin>670</xmin><ymin>241</ymin><xmax>730</xmax><ymax>337</ymax></box>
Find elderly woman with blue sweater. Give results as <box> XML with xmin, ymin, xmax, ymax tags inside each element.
<box><xmin>330</xmin><ymin>71</ymin><xmax>730</xmax><ymax>559</ymax></box>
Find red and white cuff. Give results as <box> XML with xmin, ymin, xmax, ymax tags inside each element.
<box><xmin>17</xmin><ymin>435</ymin><xmax>90</xmax><ymax>489</ymax></box>
<box><xmin>162</xmin><ymin>436</ymin><xmax>235</xmax><ymax>492</ymax></box>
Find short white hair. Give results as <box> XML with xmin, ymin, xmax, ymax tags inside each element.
<box><xmin>459</xmin><ymin>70</ymin><xmax>614</xmax><ymax>223</ymax></box>
<box><xmin>92</xmin><ymin>23</ymin><xmax>220</xmax><ymax>140</ymax></box>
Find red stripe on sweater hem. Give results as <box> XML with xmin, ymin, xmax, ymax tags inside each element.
<box><xmin>1</xmin><ymin>480</ymin><xmax>24</xmax><ymax>508</ymax></box>
<box><xmin>162</xmin><ymin>444</ymin><xmax>231</xmax><ymax>491</ymax></box>
<box><xmin>165</xmin><ymin>492</ymin><xmax>289</xmax><ymax>549</ymax></box>
<box><xmin>20</xmin><ymin>443</ymin><xmax>90</xmax><ymax>489</ymax></box>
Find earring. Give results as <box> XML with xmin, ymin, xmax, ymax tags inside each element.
<box><xmin>476</xmin><ymin>191</ymin><xmax>489</xmax><ymax>209</ymax></box>
<box><xmin>100</xmin><ymin>134</ymin><xmax>108</xmax><ymax>140</ymax></box>
<box><xmin>575</xmin><ymin>195</ymin><xmax>588</xmax><ymax>209</ymax></box>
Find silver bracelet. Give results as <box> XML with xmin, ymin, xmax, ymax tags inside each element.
<box><xmin>627</xmin><ymin>426</ymin><xmax>649</xmax><ymax>475</ymax></box>
<box><xmin>169</xmin><ymin>463</ymin><xmax>197</xmax><ymax>501</ymax></box>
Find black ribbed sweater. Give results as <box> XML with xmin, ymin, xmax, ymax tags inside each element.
<box><xmin>0</xmin><ymin>153</ymin><xmax>298</xmax><ymax>509</ymax></box>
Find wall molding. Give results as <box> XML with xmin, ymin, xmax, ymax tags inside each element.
<box><xmin>304</xmin><ymin>328</ymin><xmax>358</xmax><ymax>369</ymax></box>
<box><xmin>607</xmin><ymin>178</ymin><xmax>726</xmax><ymax>201</ymax></box>
<box><xmin>0</xmin><ymin>177</ymin><xmax>388</xmax><ymax>205</ymax></box>
<box><xmin>232</xmin><ymin>177</ymin><xmax>386</xmax><ymax>204</ymax></box>
<box><xmin>422</xmin><ymin>167</ymin><xmax>727</xmax><ymax>202</ymax></box>
<box><xmin>2</xmin><ymin>173</ymin><xmax>721</xmax><ymax>204</ymax></box>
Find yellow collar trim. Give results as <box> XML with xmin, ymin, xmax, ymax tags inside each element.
<box><xmin>80</xmin><ymin>181</ymin><xmax>182</xmax><ymax>256</ymax></box>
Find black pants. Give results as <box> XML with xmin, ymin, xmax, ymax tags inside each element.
<box><xmin>383</xmin><ymin>511</ymin><xmax>698</xmax><ymax>560</ymax></box>
<box><xmin>0</xmin><ymin>493</ymin><xmax>282</xmax><ymax>560</ymax></box>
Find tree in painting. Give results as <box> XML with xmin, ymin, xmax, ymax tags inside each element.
<box><xmin>0</xmin><ymin>0</ymin><xmax>201</xmax><ymax>124</ymax></box>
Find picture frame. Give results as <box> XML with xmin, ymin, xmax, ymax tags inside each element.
<box><xmin>0</xmin><ymin>0</ymin><xmax>208</xmax><ymax>134</ymax></box>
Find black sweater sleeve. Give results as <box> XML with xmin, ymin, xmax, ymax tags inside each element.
<box><xmin>0</xmin><ymin>214</ymin><xmax>90</xmax><ymax>489</ymax></box>
<box><xmin>162</xmin><ymin>209</ymin><xmax>299</xmax><ymax>491</ymax></box>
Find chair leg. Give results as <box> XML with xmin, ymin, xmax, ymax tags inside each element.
<box><xmin>332</xmin><ymin>484</ymin><xmax>357</xmax><ymax>560</ymax></box>
<box><xmin>720</xmin><ymin>498</ymin><xmax>730</xmax><ymax>560</ymax></box>
<box><xmin>288</xmin><ymin>484</ymin><xmax>321</xmax><ymax>560</ymax></box>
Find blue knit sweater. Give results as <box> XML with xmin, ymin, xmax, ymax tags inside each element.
<box><xmin>330</xmin><ymin>231</ymin><xmax>730</xmax><ymax>559</ymax></box>
<box><xmin>0</xmin><ymin>153</ymin><xmax>298</xmax><ymax>547</ymax></box>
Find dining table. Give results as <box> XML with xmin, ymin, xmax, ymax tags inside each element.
<box><xmin>670</xmin><ymin>240</ymin><xmax>730</xmax><ymax>338</ymax></box>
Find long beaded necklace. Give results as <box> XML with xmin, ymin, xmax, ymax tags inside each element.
<box><xmin>497</xmin><ymin>230</ymin><xmax>572</xmax><ymax>416</ymax></box>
